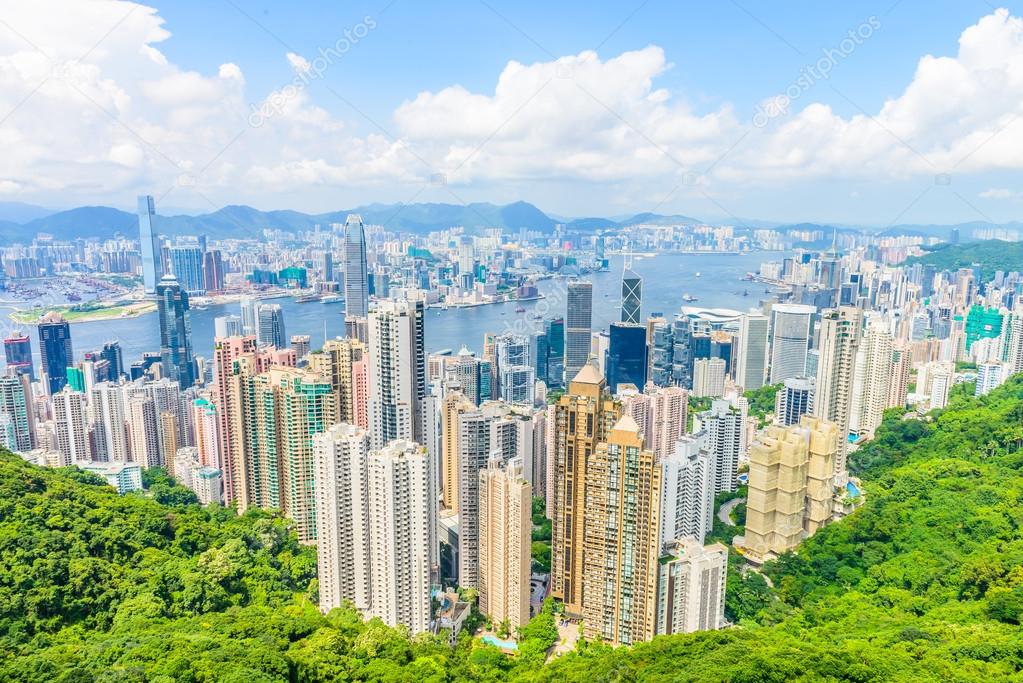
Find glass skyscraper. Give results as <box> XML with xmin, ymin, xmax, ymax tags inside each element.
<box><xmin>38</xmin><ymin>313</ymin><xmax>73</xmax><ymax>394</ymax></box>
<box><xmin>343</xmin><ymin>214</ymin><xmax>369</xmax><ymax>320</ymax></box>
<box><xmin>564</xmin><ymin>281</ymin><xmax>593</xmax><ymax>382</ymax></box>
<box><xmin>156</xmin><ymin>274</ymin><xmax>195</xmax><ymax>387</ymax></box>
<box><xmin>137</xmin><ymin>195</ymin><xmax>162</xmax><ymax>296</ymax></box>
<box><xmin>605</xmin><ymin>323</ymin><xmax>648</xmax><ymax>393</ymax></box>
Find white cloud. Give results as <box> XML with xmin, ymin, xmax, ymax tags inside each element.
<box><xmin>2</xmin><ymin>2</ymin><xmax>1023</xmax><ymax>215</ymax></box>
<box><xmin>979</xmin><ymin>187</ymin><xmax>1020</xmax><ymax>199</ymax></box>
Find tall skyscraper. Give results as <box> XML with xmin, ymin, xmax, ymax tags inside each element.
<box><xmin>697</xmin><ymin>399</ymin><xmax>746</xmax><ymax>494</ymax></box>
<box><xmin>735</xmin><ymin>312</ymin><xmax>769</xmax><ymax>390</ymax></box>
<box><xmin>581</xmin><ymin>414</ymin><xmax>661</xmax><ymax>645</ymax></box>
<box><xmin>478</xmin><ymin>456</ymin><xmax>531</xmax><ymax>629</ymax></box>
<box><xmin>655</xmin><ymin>539</ymin><xmax>728</xmax><ymax>635</ymax></box>
<box><xmin>812</xmin><ymin>306</ymin><xmax>862</xmax><ymax>477</ymax></box>
<box><xmin>53</xmin><ymin>388</ymin><xmax>89</xmax><ymax>466</ymax></box>
<box><xmin>775</xmin><ymin>376</ymin><xmax>814</xmax><ymax>426</ymax></box>
<box><xmin>90</xmin><ymin>381</ymin><xmax>130</xmax><ymax>462</ymax></box>
<box><xmin>692</xmin><ymin>357</ymin><xmax>726</xmax><ymax>398</ymax></box>
<box><xmin>127</xmin><ymin>394</ymin><xmax>161</xmax><ymax>468</ymax></box>
<box><xmin>38</xmin><ymin>312</ymin><xmax>73</xmax><ymax>395</ymax></box>
<box><xmin>156</xmin><ymin>274</ymin><xmax>195</xmax><ymax>388</ymax></box>
<box><xmin>605</xmin><ymin>322</ymin><xmax>648</xmax><ymax>393</ymax></box>
<box><xmin>168</xmin><ymin>245</ymin><xmax>205</xmax><ymax>295</ymax></box>
<box><xmin>343</xmin><ymin>214</ymin><xmax>369</xmax><ymax>328</ymax></box>
<box><xmin>203</xmin><ymin>249</ymin><xmax>225</xmax><ymax>293</ymax></box>
<box><xmin>211</xmin><ymin>335</ymin><xmax>258</xmax><ymax>505</ymax></box>
<box><xmin>256</xmin><ymin>303</ymin><xmax>287</xmax><ymax>349</ymax></box>
<box><xmin>368</xmin><ymin>299</ymin><xmax>426</xmax><ymax>449</ymax></box>
<box><xmin>314</xmin><ymin>423</ymin><xmax>373</xmax><ymax>614</ymax></box>
<box><xmin>621</xmin><ymin>268</ymin><xmax>642</xmax><ymax>324</ymax></box>
<box><xmin>658</xmin><ymin>434</ymin><xmax>715</xmax><ymax>546</ymax></box>
<box><xmin>3</xmin><ymin>332</ymin><xmax>33</xmax><ymax>380</ymax></box>
<box><xmin>888</xmin><ymin>341</ymin><xmax>911</xmax><ymax>409</ymax></box>
<box><xmin>0</xmin><ymin>372</ymin><xmax>34</xmax><ymax>452</ymax></box>
<box><xmin>137</xmin><ymin>195</ymin><xmax>162</xmax><ymax>296</ymax></box>
<box><xmin>550</xmin><ymin>364</ymin><xmax>621</xmax><ymax>616</ymax></box>
<box><xmin>768</xmin><ymin>304</ymin><xmax>815</xmax><ymax>384</ymax></box>
<box><xmin>852</xmin><ymin>325</ymin><xmax>893</xmax><ymax>438</ymax></box>
<box><xmin>494</xmin><ymin>333</ymin><xmax>535</xmax><ymax>405</ymax></box>
<box><xmin>564</xmin><ymin>281</ymin><xmax>593</xmax><ymax>382</ymax></box>
<box><xmin>101</xmin><ymin>341</ymin><xmax>124</xmax><ymax>381</ymax></box>
<box><xmin>366</xmin><ymin>440</ymin><xmax>432</xmax><ymax>634</ymax></box>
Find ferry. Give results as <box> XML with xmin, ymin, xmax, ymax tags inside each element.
<box><xmin>514</xmin><ymin>306</ymin><xmax>526</xmax><ymax>313</ymax></box>
<box><xmin>682</xmin><ymin>293</ymin><xmax>698</xmax><ymax>302</ymax></box>
<box><xmin>320</xmin><ymin>294</ymin><xmax>343</xmax><ymax>304</ymax></box>
<box><xmin>295</xmin><ymin>293</ymin><xmax>322</xmax><ymax>303</ymax></box>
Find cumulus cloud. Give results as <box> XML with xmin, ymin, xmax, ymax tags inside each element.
<box><xmin>2</xmin><ymin>2</ymin><xmax>1023</xmax><ymax>213</ymax></box>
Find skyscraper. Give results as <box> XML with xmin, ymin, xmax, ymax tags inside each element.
<box><xmin>581</xmin><ymin>414</ymin><xmax>661</xmax><ymax>645</ymax></box>
<box><xmin>697</xmin><ymin>399</ymin><xmax>746</xmax><ymax>494</ymax></box>
<box><xmin>156</xmin><ymin>274</ymin><xmax>195</xmax><ymax>388</ymax></box>
<box><xmin>366</xmin><ymin>440</ymin><xmax>432</xmax><ymax>634</ymax></box>
<box><xmin>137</xmin><ymin>195</ymin><xmax>162</xmax><ymax>296</ymax></box>
<box><xmin>775</xmin><ymin>376</ymin><xmax>814</xmax><ymax>426</ymax></box>
<box><xmin>368</xmin><ymin>299</ymin><xmax>426</xmax><ymax>449</ymax></box>
<box><xmin>735</xmin><ymin>312</ymin><xmax>768</xmax><ymax>390</ymax></box>
<box><xmin>38</xmin><ymin>312</ymin><xmax>73</xmax><ymax>395</ymax></box>
<box><xmin>655</xmin><ymin>539</ymin><xmax>728</xmax><ymax>635</ymax></box>
<box><xmin>621</xmin><ymin>268</ymin><xmax>642</xmax><ymax>324</ymax></box>
<box><xmin>550</xmin><ymin>364</ymin><xmax>621</xmax><ymax>616</ymax></box>
<box><xmin>812</xmin><ymin>306</ymin><xmax>862</xmax><ymax>477</ymax></box>
<box><xmin>343</xmin><ymin>214</ymin><xmax>369</xmax><ymax>328</ymax></box>
<box><xmin>307</xmin><ymin>338</ymin><xmax>369</xmax><ymax>429</ymax></box>
<box><xmin>564</xmin><ymin>281</ymin><xmax>593</xmax><ymax>382</ymax></box>
<box><xmin>3</xmin><ymin>332</ymin><xmax>33</xmax><ymax>380</ymax></box>
<box><xmin>0</xmin><ymin>372</ymin><xmax>34</xmax><ymax>452</ymax></box>
<box><xmin>100</xmin><ymin>341</ymin><xmax>124</xmax><ymax>381</ymax></box>
<box><xmin>314</xmin><ymin>423</ymin><xmax>373</xmax><ymax>614</ymax></box>
<box><xmin>90</xmin><ymin>381</ymin><xmax>130</xmax><ymax>462</ymax></box>
<box><xmin>658</xmin><ymin>434</ymin><xmax>715</xmax><ymax>546</ymax></box>
<box><xmin>605</xmin><ymin>322</ymin><xmax>648</xmax><ymax>393</ymax></box>
<box><xmin>768</xmin><ymin>304</ymin><xmax>815</xmax><ymax>384</ymax></box>
<box><xmin>53</xmin><ymin>388</ymin><xmax>89</xmax><ymax>466</ymax></box>
<box><xmin>214</xmin><ymin>315</ymin><xmax>243</xmax><ymax>338</ymax></box>
<box><xmin>168</xmin><ymin>245</ymin><xmax>205</xmax><ymax>295</ymax></box>
<box><xmin>852</xmin><ymin>324</ymin><xmax>893</xmax><ymax>438</ymax></box>
<box><xmin>478</xmin><ymin>456</ymin><xmax>531</xmax><ymax>629</ymax></box>
<box><xmin>256</xmin><ymin>303</ymin><xmax>287</xmax><ymax>349</ymax></box>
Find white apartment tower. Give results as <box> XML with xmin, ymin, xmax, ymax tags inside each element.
<box><xmin>368</xmin><ymin>298</ymin><xmax>426</xmax><ymax>449</ymax></box>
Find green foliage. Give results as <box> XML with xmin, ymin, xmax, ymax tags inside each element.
<box><xmin>743</xmin><ymin>382</ymin><xmax>782</xmax><ymax>426</ymax></box>
<box><xmin>531</xmin><ymin>542</ymin><xmax>551</xmax><ymax>573</ymax></box>
<box><xmin>905</xmin><ymin>239</ymin><xmax>1023</xmax><ymax>279</ymax></box>
<box><xmin>3</xmin><ymin>375</ymin><xmax>1023</xmax><ymax>680</ymax></box>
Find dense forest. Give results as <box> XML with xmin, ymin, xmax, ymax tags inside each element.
<box><xmin>1</xmin><ymin>376</ymin><xmax>1022</xmax><ymax>681</ymax></box>
<box><xmin>905</xmin><ymin>239</ymin><xmax>1023</xmax><ymax>279</ymax></box>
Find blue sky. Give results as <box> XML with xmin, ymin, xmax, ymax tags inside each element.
<box><xmin>3</xmin><ymin>1</ymin><xmax>1023</xmax><ymax>225</ymax></box>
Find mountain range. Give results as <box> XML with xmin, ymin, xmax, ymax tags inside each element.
<box><xmin>0</xmin><ymin>199</ymin><xmax>1014</xmax><ymax>243</ymax></box>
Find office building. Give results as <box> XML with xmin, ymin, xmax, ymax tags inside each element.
<box><xmin>775</xmin><ymin>376</ymin><xmax>814</xmax><ymax>426</ymax></box>
<box><xmin>314</xmin><ymin>423</ymin><xmax>373</xmax><ymax>614</ymax></box>
<box><xmin>494</xmin><ymin>333</ymin><xmax>535</xmax><ymax>405</ymax></box>
<box><xmin>257</xmin><ymin>303</ymin><xmax>287</xmax><ymax>349</ymax></box>
<box><xmin>343</xmin><ymin>214</ymin><xmax>369</xmax><ymax>333</ymax></box>
<box><xmin>655</xmin><ymin>539</ymin><xmax>728</xmax><ymax>635</ymax></box>
<box><xmin>564</xmin><ymin>281</ymin><xmax>593</xmax><ymax>382</ymax></box>
<box><xmin>367</xmin><ymin>299</ymin><xmax>426</xmax><ymax>449</ymax></box>
<box><xmin>692</xmin><ymin>357</ymin><xmax>726</xmax><ymax>398</ymax></box>
<box><xmin>53</xmin><ymin>388</ymin><xmax>89</xmax><ymax>466</ymax></box>
<box><xmin>137</xmin><ymin>195</ymin><xmax>162</xmax><ymax>295</ymax></box>
<box><xmin>581</xmin><ymin>415</ymin><xmax>661</xmax><ymax>645</ymax></box>
<box><xmin>366</xmin><ymin>440</ymin><xmax>432</xmax><ymax>635</ymax></box>
<box><xmin>478</xmin><ymin>456</ymin><xmax>531</xmax><ymax>629</ymax></box>
<box><xmin>0</xmin><ymin>372</ymin><xmax>34</xmax><ymax>452</ymax></box>
<box><xmin>38</xmin><ymin>312</ymin><xmax>73</xmax><ymax>395</ymax></box>
<box><xmin>605</xmin><ymin>322</ymin><xmax>648</xmax><ymax>394</ymax></box>
<box><xmin>168</xmin><ymin>245</ymin><xmax>205</xmax><ymax>295</ymax></box>
<box><xmin>291</xmin><ymin>334</ymin><xmax>311</xmax><ymax>360</ymax></box>
<box><xmin>735</xmin><ymin>312</ymin><xmax>769</xmax><ymax>390</ymax></box>
<box><xmin>768</xmin><ymin>304</ymin><xmax>815</xmax><ymax>384</ymax></box>
<box><xmin>156</xmin><ymin>274</ymin><xmax>195</xmax><ymax>388</ymax></box>
<box><xmin>621</xmin><ymin>268</ymin><xmax>642</xmax><ymax>324</ymax></box>
<box><xmin>4</xmin><ymin>332</ymin><xmax>33</xmax><ymax>380</ymax></box>
<box><xmin>214</xmin><ymin>315</ymin><xmax>243</xmax><ymax>338</ymax></box>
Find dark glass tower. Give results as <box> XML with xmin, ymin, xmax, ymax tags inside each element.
<box><xmin>156</xmin><ymin>274</ymin><xmax>195</xmax><ymax>387</ymax></box>
<box><xmin>4</xmin><ymin>332</ymin><xmax>34</xmax><ymax>380</ymax></box>
<box><xmin>605</xmin><ymin>323</ymin><xmax>648</xmax><ymax>393</ymax></box>
<box><xmin>621</xmin><ymin>269</ymin><xmax>642</xmax><ymax>324</ymax></box>
<box><xmin>38</xmin><ymin>313</ymin><xmax>72</xmax><ymax>394</ymax></box>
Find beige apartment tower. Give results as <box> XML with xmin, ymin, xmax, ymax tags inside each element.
<box><xmin>478</xmin><ymin>456</ymin><xmax>531</xmax><ymax>630</ymax></box>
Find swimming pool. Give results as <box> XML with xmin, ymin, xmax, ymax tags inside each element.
<box><xmin>481</xmin><ymin>635</ymin><xmax>519</xmax><ymax>651</ymax></box>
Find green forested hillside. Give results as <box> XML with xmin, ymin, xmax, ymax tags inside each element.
<box><xmin>2</xmin><ymin>376</ymin><xmax>1023</xmax><ymax>681</ymax></box>
<box><xmin>905</xmin><ymin>239</ymin><xmax>1023</xmax><ymax>279</ymax></box>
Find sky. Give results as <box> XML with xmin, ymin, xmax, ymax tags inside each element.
<box><xmin>3</xmin><ymin>1</ymin><xmax>1023</xmax><ymax>226</ymax></box>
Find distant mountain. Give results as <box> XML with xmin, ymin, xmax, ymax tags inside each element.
<box><xmin>9</xmin><ymin>206</ymin><xmax>137</xmax><ymax>242</ymax></box>
<box><xmin>0</xmin><ymin>201</ymin><xmax>54</xmax><ymax>223</ymax></box>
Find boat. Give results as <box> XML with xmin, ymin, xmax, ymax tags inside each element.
<box><xmin>514</xmin><ymin>306</ymin><xmax>526</xmax><ymax>313</ymax></box>
<box><xmin>695</xmin><ymin>272</ymin><xmax>701</xmax><ymax>278</ymax></box>
<box><xmin>295</xmin><ymin>293</ymin><xmax>322</xmax><ymax>303</ymax></box>
<box><xmin>532</xmin><ymin>314</ymin><xmax>542</xmax><ymax>320</ymax></box>
<box><xmin>682</xmin><ymin>293</ymin><xmax>698</xmax><ymax>302</ymax></box>
<box><xmin>320</xmin><ymin>294</ymin><xmax>342</xmax><ymax>304</ymax></box>
<box><xmin>742</xmin><ymin>289</ymin><xmax>749</xmax><ymax>296</ymax></box>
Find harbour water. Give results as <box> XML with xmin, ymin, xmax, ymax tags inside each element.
<box><xmin>14</xmin><ymin>251</ymin><xmax>783</xmax><ymax>368</ymax></box>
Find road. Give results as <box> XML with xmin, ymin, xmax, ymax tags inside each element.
<box><xmin>718</xmin><ymin>497</ymin><xmax>743</xmax><ymax>526</ymax></box>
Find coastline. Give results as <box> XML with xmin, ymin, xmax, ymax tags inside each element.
<box><xmin>9</xmin><ymin>301</ymin><xmax>157</xmax><ymax>325</ymax></box>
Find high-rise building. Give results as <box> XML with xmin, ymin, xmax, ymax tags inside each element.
<box><xmin>127</xmin><ymin>394</ymin><xmax>161</xmax><ymax>468</ymax></box>
<box><xmin>101</xmin><ymin>341</ymin><xmax>124</xmax><ymax>381</ymax></box>
<box><xmin>742</xmin><ymin>416</ymin><xmax>839</xmax><ymax>561</ymax></box>
<box><xmin>38</xmin><ymin>312</ymin><xmax>73</xmax><ymax>395</ymax></box>
<box><xmin>3</xmin><ymin>332</ymin><xmax>33</xmax><ymax>380</ymax></box>
<box><xmin>191</xmin><ymin>397</ymin><xmax>220</xmax><ymax>469</ymax></box>
<box><xmin>368</xmin><ymin>299</ymin><xmax>426</xmax><ymax>449</ymax></box>
<box><xmin>812</xmin><ymin>307</ymin><xmax>862</xmax><ymax>477</ymax></box>
<box><xmin>239</xmin><ymin>297</ymin><xmax>258</xmax><ymax>336</ymax></box>
<box><xmin>655</xmin><ymin>539</ymin><xmax>728</xmax><ymax>635</ymax></box>
<box><xmin>478</xmin><ymin>456</ymin><xmax>531</xmax><ymax>629</ymax></box>
<box><xmin>290</xmin><ymin>334</ymin><xmax>311</xmax><ymax>360</ymax></box>
<box><xmin>366</xmin><ymin>440</ymin><xmax>432</xmax><ymax>634</ymax></box>
<box><xmin>976</xmin><ymin>362</ymin><xmax>1006</xmax><ymax>396</ymax></box>
<box><xmin>545</xmin><ymin>318</ymin><xmax>565</xmax><ymax>387</ymax></box>
<box><xmin>564</xmin><ymin>281</ymin><xmax>593</xmax><ymax>382</ymax></box>
<box><xmin>256</xmin><ymin>303</ymin><xmax>287</xmax><ymax>349</ymax></box>
<box><xmin>658</xmin><ymin>435</ymin><xmax>715</xmax><ymax>546</ymax></box>
<box><xmin>214</xmin><ymin>315</ymin><xmax>243</xmax><ymax>338</ymax></box>
<box><xmin>852</xmin><ymin>325</ymin><xmax>893</xmax><ymax>438</ymax></box>
<box><xmin>775</xmin><ymin>376</ymin><xmax>814</xmax><ymax>426</ymax></box>
<box><xmin>606</xmin><ymin>322</ymin><xmax>648</xmax><ymax>394</ymax></box>
<box><xmin>440</xmin><ymin>390</ymin><xmax>475</xmax><ymax>512</ymax></box>
<box><xmin>168</xmin><ymin>245</ymin><xmax>205</xmax><ymax>295</ymax></box>
<box><xmin>888</xmin><ymin>341</ymin><xmax>911</xmax><ymax>409</ymax></box>
<box><xmin>581</xmin><ymin>414</ymin><xmax>661</xmax><ymax>645</ymax></box>
<box><xmin>156</xmin><ymin>274</ymin><xmax>195</xmax><ymax>388</ymax></box>
<box><xmin>735</xmin><ymin>312</ymin><xmax>769</xmax><ymax>390</ymax></box>
<box><xmin>692</xmin><ymin>357</ymin><xmax>726</xmax><ymax>398</ymax></box>
<box><xmin>550</xmin><ymin>364</ymin><xmax>621</xmax><ymax>616</ymax></box>
<box><xmin>621</xmin><ymin>268</ymin><xmax>642</xmax><ymax>324</ymax></box>
<box><xmin>203</xmin><ymin>249</ymin><xmax>225</xmax><ymax>293</ymax></box>
<box><xmin>137</xmin><ymin>195</ymin><xmax>162</xmax><ymax>295</ymax></box>
<box><xmin>53</xmin><ymin>387</ymin><xmax>89</xmax><ymax>465</ymax></box>
<box><xmin>211</xmin><ymin>335</ymin><xmax>258</xmax><ymax>505</ymax></box>
<box><xmin>494</xmin><ymin>333</ymin><xmax>535</xmax><ymax>405</ymax></box>
<box><xmin>696</xmin><ymin>399</ymin><xmax>746</xmax><ymax>494</ymax></box>
<box><xmin>768</xmin><ymin>304</ymin><xmax>815</xmax><ymax>384</ymax></box>
<box><xmin>314</xmin><ymin>423</ymin><xmax>373</xmax><ymax>614</ymax></box>
<box><xmin>307</xmin><ymin>338</ymin><xmax>369</xmax><ymax>429</ymax></box>
<box><xmin>619</xmin><ymin>384</ymin><xmax>687</xmax><ymax>461</ymax></box>
<box><xmin>343</xmin><ymin>214</ymin><xmax>369</xmax><ymax>326</ymax></box>
<box><xmin>0</xmin><ymin>372</ymin><xmax>34</xmax><ymax>451</ymax></box>
<box><xmin>90</xmin><ymin>382</ymin><xmax>130</xmax><ymax>462</ymax></box>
